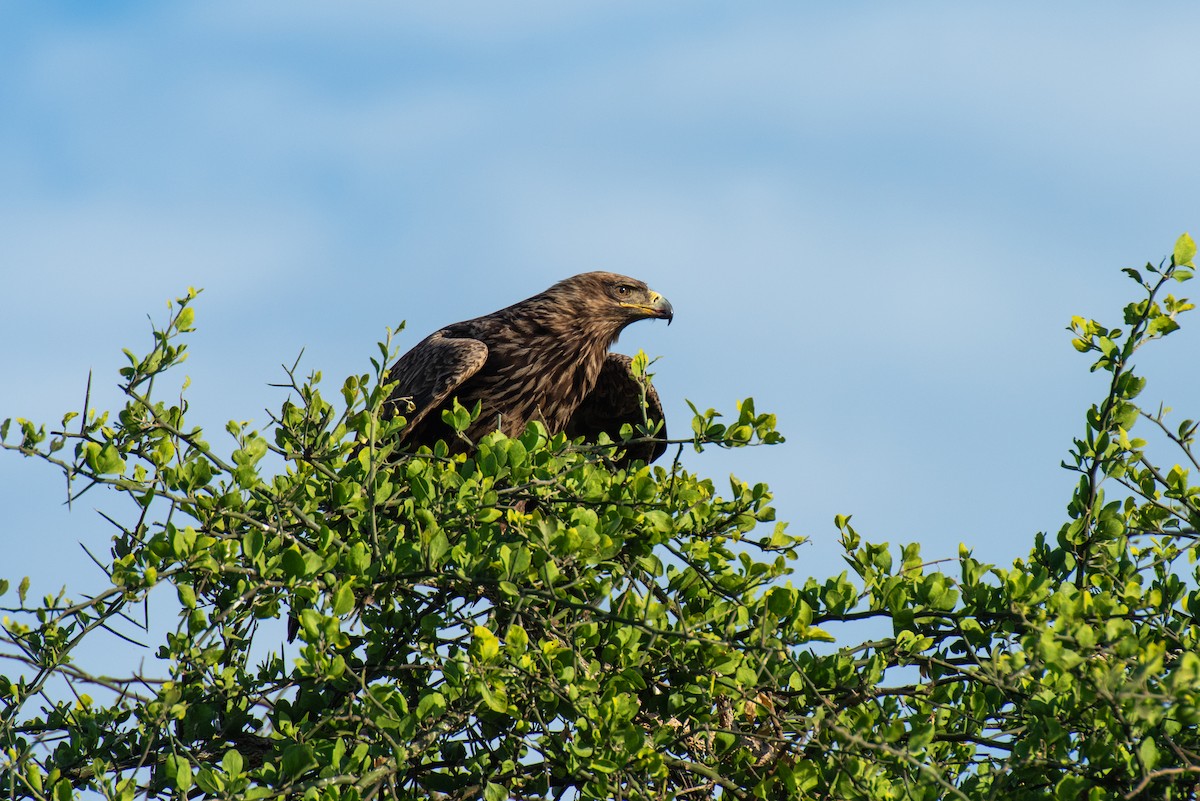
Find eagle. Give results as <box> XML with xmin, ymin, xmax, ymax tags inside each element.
<box><xmin>381</xmin><ymin>271</ymin><xmax>673</xmax><ymax>464</ymax></box>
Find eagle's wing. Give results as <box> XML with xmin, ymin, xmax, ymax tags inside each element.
<box><xmin>386</xmin><ymin>330</ymin><xmax>489</xmax><ymax>441</ymax></box>
<box><xmin>566</xmin><ymin>353</ymin><xmax>668</xmax><ymax>464</ymax></box>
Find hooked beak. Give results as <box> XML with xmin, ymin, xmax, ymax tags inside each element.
<box><xmin>622</xmin><ymin>290</ymin><xmax>674</xmax><ymax>325</ymax></box>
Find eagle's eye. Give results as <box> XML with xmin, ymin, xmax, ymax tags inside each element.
<box><xmin>615</xmin><ymin>285</ymin><xmax>633</xmax><ymax>297</ymax></box>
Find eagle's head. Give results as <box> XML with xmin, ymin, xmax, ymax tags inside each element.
<box><xmin>547</xmin><ymin>272</ymin><xmax>674</xmax><ymax>339</ymax></box>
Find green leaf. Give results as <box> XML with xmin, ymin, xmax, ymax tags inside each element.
<box><xmin>505</xmin><ymin>624</ymin><xmax>529</xmax><ymax>654</ymax></box>
<box><xmin>478</xmin><ymin>681</ymin><xmax>508</xmax><ymax>713</ymax></box>
<box><xmin>221</xmin><ymin>749</ymin><xmax>244</xmax><ymax>776</ymax></box>
<box><xmin>24</xmin><ymin>764</ymin><xmax>43</xmax><ymax>793</ymax></box>
<box><xmin>475</xmin><ymin>507</ymin><xmax>503</xmax><ymax>523</ymax></box>
<box><xmin>766</xmin><ymin>586</ymin><xmax>795</xmax><ymax>617</ymax></box>
<box><xmin>1174</xmin><ymin>232</ymin><xmax>1196</xmax><ymax>267</ymax></box>
<box><xmin>244</xmin><ymin>529</ymin><xmax>264</xmax><ymax>560</ymax></box>
<box><xmin>194</xmin><ymin>768</ymin><xmax>223</xmax><ymax>795</ymax></box>
<box><xmin>165</xmin><ymin>755</ymin><xmax>193</xmax><ymax>792</ymax></box>
<box><xmin>484</xmin><ymin>782</ymin><xmax>509</xmax><ymax>801</ymax></box>
<box><xmin>151</xmin><ymin>437</ymin><xmax>175</xmax><ymax>466</ymax></box>
<box><xmin>86</xmin><ymin>442</ymin><xmax>126</xmax><ymax>475</ymax></box>
<box><xmin>416</xmin><ymin>691</ymin><xmax>446</xmax><ymax>719</ymax></box>
<box><xmin>1138</xmin><ymin>737</ymin><xmax>1159</xmax><ymax>769</ymax></box>
<box><xmin>474</xmin><ymin>625</ymin><xmax>500</xmax><ymax>662</ymax></box>
<box><xmin>332</xmin><ymin>582</ymin><xmax>355</xmax><ymax>616</ymax></box>
<box><xmin>281</xmin><ymin>548</ymin><xmax>308</xmax><ymax>578</ymax></box>
<box><xmin>280</xmin><ymin>744</ymin><xmax>317</xmax><ymax>778</ymax></box>
<box><xmin>802</xmin><ymin>626</ymin><xmax>836</xmax><ymax>642</ymax></box>
<box><xmin>428</xmin><ymin>529</ymin><xmax>450</xmax><ymax>566</ymax></box>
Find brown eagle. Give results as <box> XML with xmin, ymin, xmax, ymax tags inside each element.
<box><xmin>383</xmin><ymin>271</ymin><xmax>673</xmax><ymax>464</ymax></box>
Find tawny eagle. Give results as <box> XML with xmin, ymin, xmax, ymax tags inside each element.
<box><xmin>383</xmin><ymin>271</ymin><xmax>673</xmax><ymax>463</ymax></box>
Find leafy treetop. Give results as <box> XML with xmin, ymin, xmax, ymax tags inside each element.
<box><xmin>1</xmin><ymin>234</ymin><xmax>1199</xmax><ymax>800</ymax></box>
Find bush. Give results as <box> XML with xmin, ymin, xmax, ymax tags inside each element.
<box><xmin>2</xmin><ymin>235</ymin><xmax>1199</xmax><ymax>800</ymax></box>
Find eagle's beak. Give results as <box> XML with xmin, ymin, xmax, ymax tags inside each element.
<box><xmin>623</xmin><ymin>291</ymin><xmax>674</xmax><ymax>325</ymax></box>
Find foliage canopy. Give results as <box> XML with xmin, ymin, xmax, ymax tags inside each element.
<box><xmin>3</xmin><ymin>234</ymin><xmax>1200</xmax><ymax>800</ymax></box>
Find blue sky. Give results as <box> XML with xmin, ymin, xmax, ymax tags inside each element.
<box><xmin>3</xmin><ymin>2</ymin><xmax>1199</xmax><ymax>620</ymax></box>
